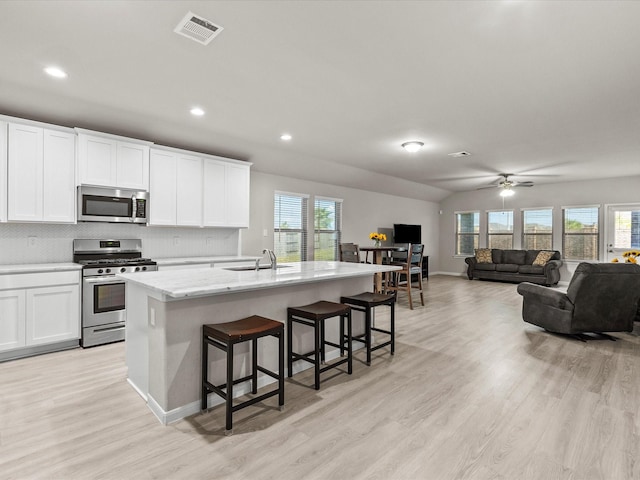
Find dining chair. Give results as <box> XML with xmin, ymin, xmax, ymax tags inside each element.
<box><xmin>386</xmin><ymin>243</ymin><xmax>424</xmax><ymax>309</ymax></box>
<box><xmin>339</xmin><ymin>243</ymin><xmax>362</xmax><ymax>263</ymax></box>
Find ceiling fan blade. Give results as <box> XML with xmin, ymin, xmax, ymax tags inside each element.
<box><xmin>513</xmin><ymin>183</ymin><xmax>534</xmax><ymax>187</ymax></box>
<box><xmin>476</xmin><ymin>184</ymin><xmax>501</xmax><ymax>190</ymax></box>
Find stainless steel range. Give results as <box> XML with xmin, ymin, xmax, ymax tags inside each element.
<box><xmin>73</xmin><ymin>239</ymin><xmax>157</xmax><ymax>347</ymax></box>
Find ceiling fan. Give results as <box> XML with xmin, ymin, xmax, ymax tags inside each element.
<box><xmin>477</xmin><ymin>173</ymin><xmax>534</xmax><ymax>197</ymax></box>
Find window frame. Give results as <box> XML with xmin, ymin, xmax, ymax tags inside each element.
<box><xmin>486</xmin><ymin>209</ymin><xmax>514</xmax><ymax>250</ymax></box>
<box><xmin>562</xmin><ymin>205</ymin><xmax>600</xmax><ymax>261</ymax></box>
<box><xmin>454</xmin><ymin>211</ymin><xmax>480</xmax><ymax>256</ymax></box>
<box><xmin>273</xmin><ymin>191</ymin><xmax>309</xmax><ymax>262</ymax></box>
<box><xmin>313</xmin><ymin>196</ymin><xmax>343</xmax><ymax>261</ymax></box>
<box><xmin>521</xmin><ymin>207</ymin><xmax>554</xmax><ymax>251</ymax></box>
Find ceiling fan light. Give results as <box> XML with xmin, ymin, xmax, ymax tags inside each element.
<box><xmin>401</xmin><ymin>141</ymin><xmax>424</xmax><ymax>153</ymax></box>
<box><xmin>499</xmin><ymin>188</ymin><xmax>515</xmax><ymax>197</ymax></box>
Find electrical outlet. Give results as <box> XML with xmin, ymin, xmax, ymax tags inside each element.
<box><xmin>263</xmin><ymin>229</ymin><xmax>268</xmax><ymax>237</ymax></box>
<box><xmin>173</xmin><ymin>236</ymin><xmax>180</xmax><ymax>246</ymax></box>
<box><xmin>28</xmin><ymin>236</ymin><xmax>37</xmax><ymax>247</ymax></box>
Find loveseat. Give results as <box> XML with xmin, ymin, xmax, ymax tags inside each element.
<box><xmin>465</xmin><ymin>249</ymin><xmax>562</xmax><ymax>286</ymax></box>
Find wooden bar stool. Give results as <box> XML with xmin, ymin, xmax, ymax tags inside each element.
<box><xmin>340</xmin><ymin>292</ymin><xmax>395</xmax><ymax>365</ymax></box>
<box><xmin>287</xmin><ymin>301</ymin><xmax>352</xmax><ymax>390</ymax></box>
<box><xmin>201</xmin><ymin>315</ymin><xmax>284</xmax><ymax>435</ymax></box>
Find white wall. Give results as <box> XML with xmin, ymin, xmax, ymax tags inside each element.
<box><xmin>438</xmin><ymin>174</ymin><xmax>640</xmax><ymax>282</ymax></box>
<box><xmin>242</xmin><ymin>172</ymin><xmax>440</xmax><ymax>271</ymax></box>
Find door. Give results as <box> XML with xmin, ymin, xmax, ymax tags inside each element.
<box><xmin>0</xmin><ymin>121</ymin><xmax>6</xmax><ymax>222</ymax></box>
<box><xmin>149</xmin><ymin>149</ymin><xmax>177</xmax><ymax>225</ymax></box>
<box><xmin>43</xmin><ymin>129</ymin><xmax>76</xmax><ymax>223</ymax></box>
<box><xmin>8</xmin><ymin>123</ymin><xmax>44</xmax><ymax>221</ymax></box>
<box><xmin>0</xmin><ymin>290</ymin><xmax>26</xmax><ymax>352</ymax></box>
<box><xmin>79</xmin><ymin>134</ymin><xmax>117</xmax><ymax>187</ymax></box>
<box><xmin>26</xmin><ymin>285</ymin><xmax>80</xmax><ymax>346</ymax></box>
<box><xmin>202</xmin><ymin>158</ymin><xmax>226</xmax><ymax>226</ymax></box>
<box><xmin>225</xmin><ymin>163</ymin><xmax>250</xmax><ymax>227</ymax></box>
<box><xmin>176</xmin><ymin>154</ymin><xmax>202</xmax><ymax>226</ymax></box>
<box><xmin>606</xmin><ymin>204</ymin><xmax>640</xmax><ymax>262</ymax></box>
<box><xmin>116</xmin><ymin>141</ymin><xmax>149</xmax><ymax>190</ymax></box>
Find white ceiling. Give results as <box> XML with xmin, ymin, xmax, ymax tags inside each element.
<box><xmin>1</xmin><ymin>1</ymin><xmax>639</xmax><ymax>202</ymax></box>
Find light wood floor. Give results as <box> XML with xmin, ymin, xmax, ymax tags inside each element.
<box><xmin>1</xmin><ymin>276</ymin><xmax>639</xmax><ymax>480</ymax></box>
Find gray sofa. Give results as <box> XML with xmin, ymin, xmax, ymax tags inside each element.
<box><xmin>517</xmin><ymin>262</ymin><xmax>640</xmax><ymax>335</ymax></box>
<box><xmin>465</xmin><ymin>249</ymin><xmax>562</xmax><ymax>286</ymax></box>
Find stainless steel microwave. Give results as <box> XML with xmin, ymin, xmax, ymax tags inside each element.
<box><xmin>77</xmin><ymin>186</ymin><xmax>148</xmax><ymax>224</ymax></box>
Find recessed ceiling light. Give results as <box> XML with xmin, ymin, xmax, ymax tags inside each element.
<box><xmin>280</xmin><ymin>134</ymin><xmax>292</xmax><ymax>141</ymax></box>
<box><xmin>401</xmin><ymin>141</ymin><xmax>424</xmax><ymax>153</ymax></box>
<box><xmin>190</xmin><ymin>107</ymin><xmax>205</xmax><ymax>116</ymax></box>
<box><xmin>44</xmin><ymin>66</ymin><xmax>67</xmax><ymax>78</ymax></box>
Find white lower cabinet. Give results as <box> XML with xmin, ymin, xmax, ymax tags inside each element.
<box><xmin>0</xmin><ymin>290</ymin><xmax>26</xmax><ymax>351</ymax></box>
<box><xmin>26</xmin><ymin>285</ymin><xmax>80</xmax><ymax>346</ymax></box>
<box><xmin>0</xmin><ymin>271</ymin><xmax>80</xmax><ymax>354</ymax></box>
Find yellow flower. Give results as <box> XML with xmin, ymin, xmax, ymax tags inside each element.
<box><xmin>615</xmin><ymin>250</ymin><xmax>640</xmax><ymax>263</ymax></box>
<box><xmin>612</xmin><ymin>258</ymin><xmax>619</xmax><ymax>263</ymax></box>
<box><xmin>369</xmin><ymin>232</ymin><xmax>387</xmax><ymax>241</ymax></box>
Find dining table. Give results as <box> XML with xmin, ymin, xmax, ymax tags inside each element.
<box><xmin>360</xmin><ymin>245</ymin><xmax>401</xmax><ymax>293</ymax></box>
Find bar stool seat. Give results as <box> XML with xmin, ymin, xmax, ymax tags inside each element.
<box><xmin>340</xmin><ymin>292</ymin><xmax>395</xmax><ymax>365</ymax></box>
<box><xmin>201</xmin><ymin>315</ymin><xmax>284</xmax><ymax>435</ymax></box>
<box><xmin>287</xmin><ymin>300</ymin><xmax>352</xmax><ymax>390</ymax></box>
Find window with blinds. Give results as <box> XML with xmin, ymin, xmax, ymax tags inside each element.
<box><xmin>563</xmin><ymin>206</ymin><xmax>599</xmax><ymax>260</ymax></box>
<box><xmin>314</xmin><ymin>197</ymin><xmax>342</xmax><ymax>261</ymax></box>
<box><xmin>522</xmin><ymin>208</ymin><xmax>553</xmax><ymax>250</ymax></box>
<box><xmin>487</xmin><ymin>210</ymin><xmax>514</xmax><ymax>249</ymax></box>
<box><xmin>274</xmin><ymin>192</ymin><xmax>308</xmax><ymax>262</ymax></box>
<box><xmin>455</xmin><ymin>211</ymin><xmax>479</xmax><ymax>255</ymax></box>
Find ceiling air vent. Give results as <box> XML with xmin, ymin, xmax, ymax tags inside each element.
<box><xmin>448</xmin><ymin>151</ymin><xmax>471</xmax><ymax>158</ymax></box>
<box><xmin>174</xmin><ymin>11</ymin><xmax>223</xmax><ymax>45</ymax></box>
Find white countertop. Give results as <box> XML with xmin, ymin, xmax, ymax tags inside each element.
<box><xmin>0</xmin><ymin>263</ymin><xmax>82</xmax><ymax>275</ymax></box>
<box><xmin>154</xmin><ymin>255</ymin><xmax>261</xmax><ymax>266</ymax></box>
<box><xmin>118</xmin><ymin>261</ymin><xmax>400</xmax><ymax>299</ymax></box>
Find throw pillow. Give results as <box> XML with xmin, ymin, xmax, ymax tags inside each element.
<box><xmin>533</xmin><ymin>250</ymin><xmax>555</xmax><ymax>266</ymax></box>
<box><xmin>475</xmin><ymin>248</ymin><xmax>493</xmax><ymax>264</ymax></box>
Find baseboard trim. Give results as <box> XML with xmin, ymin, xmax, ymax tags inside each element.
<box><xmin>0</xmin><ymin>339</ymin><xmax>79</xmax><ymax>363</ymax></box>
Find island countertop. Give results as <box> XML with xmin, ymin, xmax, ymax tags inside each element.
<box><xmin>117</xmin><ymin>261</ymin><xmax>399</xmax><ymax>300</ymax></box>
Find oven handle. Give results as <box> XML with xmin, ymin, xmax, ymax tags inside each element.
<box><xmin>83</xmin><ymin>276</ymin><xmax>125</xmax><ymax>284</ymax></box>
<box><xmin>94</xmin><ymin>325</ymin><xmax>126</xmax><ymax>333</ymax></box>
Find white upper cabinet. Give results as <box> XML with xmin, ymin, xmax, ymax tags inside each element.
<box><xmin>203</xmin><ymin>159</ymin><xmax>250</xmax><ymax>227</ymax></box>
<box><xmin>176</xmin><ymin>153</ymin><xmax>203</xmax><ymax>227</ymax></box>
<box><xmin>149</xmin><ymin>149</ymin><xmax>177</xmax><ymax>226</ymax></box>
<box><xmin>76</xmin><ymin>129</ymin><xmax>150</xmax><ymax>190</ymax></box>
<box><xmin>0</xmin><ymin>121</ymin><xmax>7</xmax><ymax>222</ymax></box>
<box><xmin>149</xmin><ymin>146</ymin><xmax>250</xmax><ymax>228</ymax></box>
<box><xmin>7</xmin><ymin>123</ymin><xmax>75</xmax><ymax>223</ymax></box>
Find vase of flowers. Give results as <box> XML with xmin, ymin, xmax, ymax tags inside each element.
<box><xmin>369</xmin><ymin>232</ymin><xmax>386</xmax><ymax>247</ymax></box>
<box><xmin>611</xmin><ymin>250</ymin><xmax>639</xmax><ymax>263</ymax></box>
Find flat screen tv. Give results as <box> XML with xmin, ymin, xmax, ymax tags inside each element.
<box><xmin>393</xmin><ymin>224</ymin><xmax>421</xmax><ymax>245</ymax></box>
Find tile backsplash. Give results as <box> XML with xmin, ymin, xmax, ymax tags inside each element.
<box><xmin>0</xmin><ymin>223</ymin><xmax>240</xmax><ymax>264</ymax></box>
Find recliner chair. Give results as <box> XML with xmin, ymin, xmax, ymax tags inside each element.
<box><xmin>517</xmin><ymin>262</ymin><xmax>640</xmax><ymax>336</ymax></box>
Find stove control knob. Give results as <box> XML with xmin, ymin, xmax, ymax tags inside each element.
<box><xmin>106</xmin><ymin>269</ymin><xmax>111</xmax><ymax>274</ymax></box>
<box><xmin>120</xmin><ymin>267</ymin><xmax>126</xmax><ymax>273</ymax></box>
<box><xmin>98</xmin><ymin>269</ymin><xmax>104</xmax><ymax>274</ymax></box>
<box><xmin>135</xmin><ymin>267</ymin><xmax>140</xmax><ymax>272</ymax></box>
<box><xmin>142</xmin><ymin>266</ymin><xmax>147</xmax><ymax>271</ymax></box>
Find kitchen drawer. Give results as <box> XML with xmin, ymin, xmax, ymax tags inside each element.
<box><xmin>0</xmin><ymin>271</ymin><xmax>80</xmax><ymax>291</ymax></box>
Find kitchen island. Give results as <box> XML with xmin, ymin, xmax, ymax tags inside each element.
<box><xmin>118</xmin><ymin>261</ymin><xmax>400</xmax><ymax>424</ymax></box>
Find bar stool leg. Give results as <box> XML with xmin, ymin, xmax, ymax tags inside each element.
<box><xmin>287</xmin><ymin>313</ymin><xmax>293</xmax><ymax>378</ymax></box>
<box><xmin>390</xmin><ymin>301</ymin><xmax>395</xmax><ymax>355</ymax></box>
<box><xmin>365</xmin><ymin>307</ymin><xmax>372</xmax><ymax>366</ymax></box>
<box><xmin>314</xmin><ymin>319</ymin><xmax>321</xmax><ymax>390</ymax></box>
<box><xmin>225</xmin><ymin>342</ymin><xmax>234</xmax><ymax>435</ymax></box>
<box><xmin>251</xmin><ymin>337</ymin><xmax>258</xmax><ymax>394</ymax></box>
<box><xmin>320</xmin><ymin>319</ymin><xmax>326</xmax><ymax>364</ymax></box>
<box><xmin>346</xmin><ymin>311</ymin><xmax>353</xmax><ymax>374</ymax></box>
<box><xmin>278</xmin><ymin>331</ymin><xmax>285</xmax><ymax>410</ymax></box>
<box><xmin>339</xmin><ymin>316</ymin><xmax>345</xmax><ymax>356</ymax></box>
<box><xmin>201</xmin><ymin>333</ymin><xmax>208</xmax><ymax>412</ymax></box>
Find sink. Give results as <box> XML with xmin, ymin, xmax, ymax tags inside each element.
<box><xmin>223</xmin><ymin>265</ymin><xmax>292</xmax><ymax>271</ymax></box>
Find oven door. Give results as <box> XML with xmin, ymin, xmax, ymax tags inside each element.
<box><xmin>82</xmin><ymin>276</ymin><xmax>126</xmax><ymax>328</ymax></box>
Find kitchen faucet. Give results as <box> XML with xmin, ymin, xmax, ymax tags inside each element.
<box><xmin>262</xmin><ymin>249</ymin><xmax>277</xmax><ymax>270</ymax></box>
